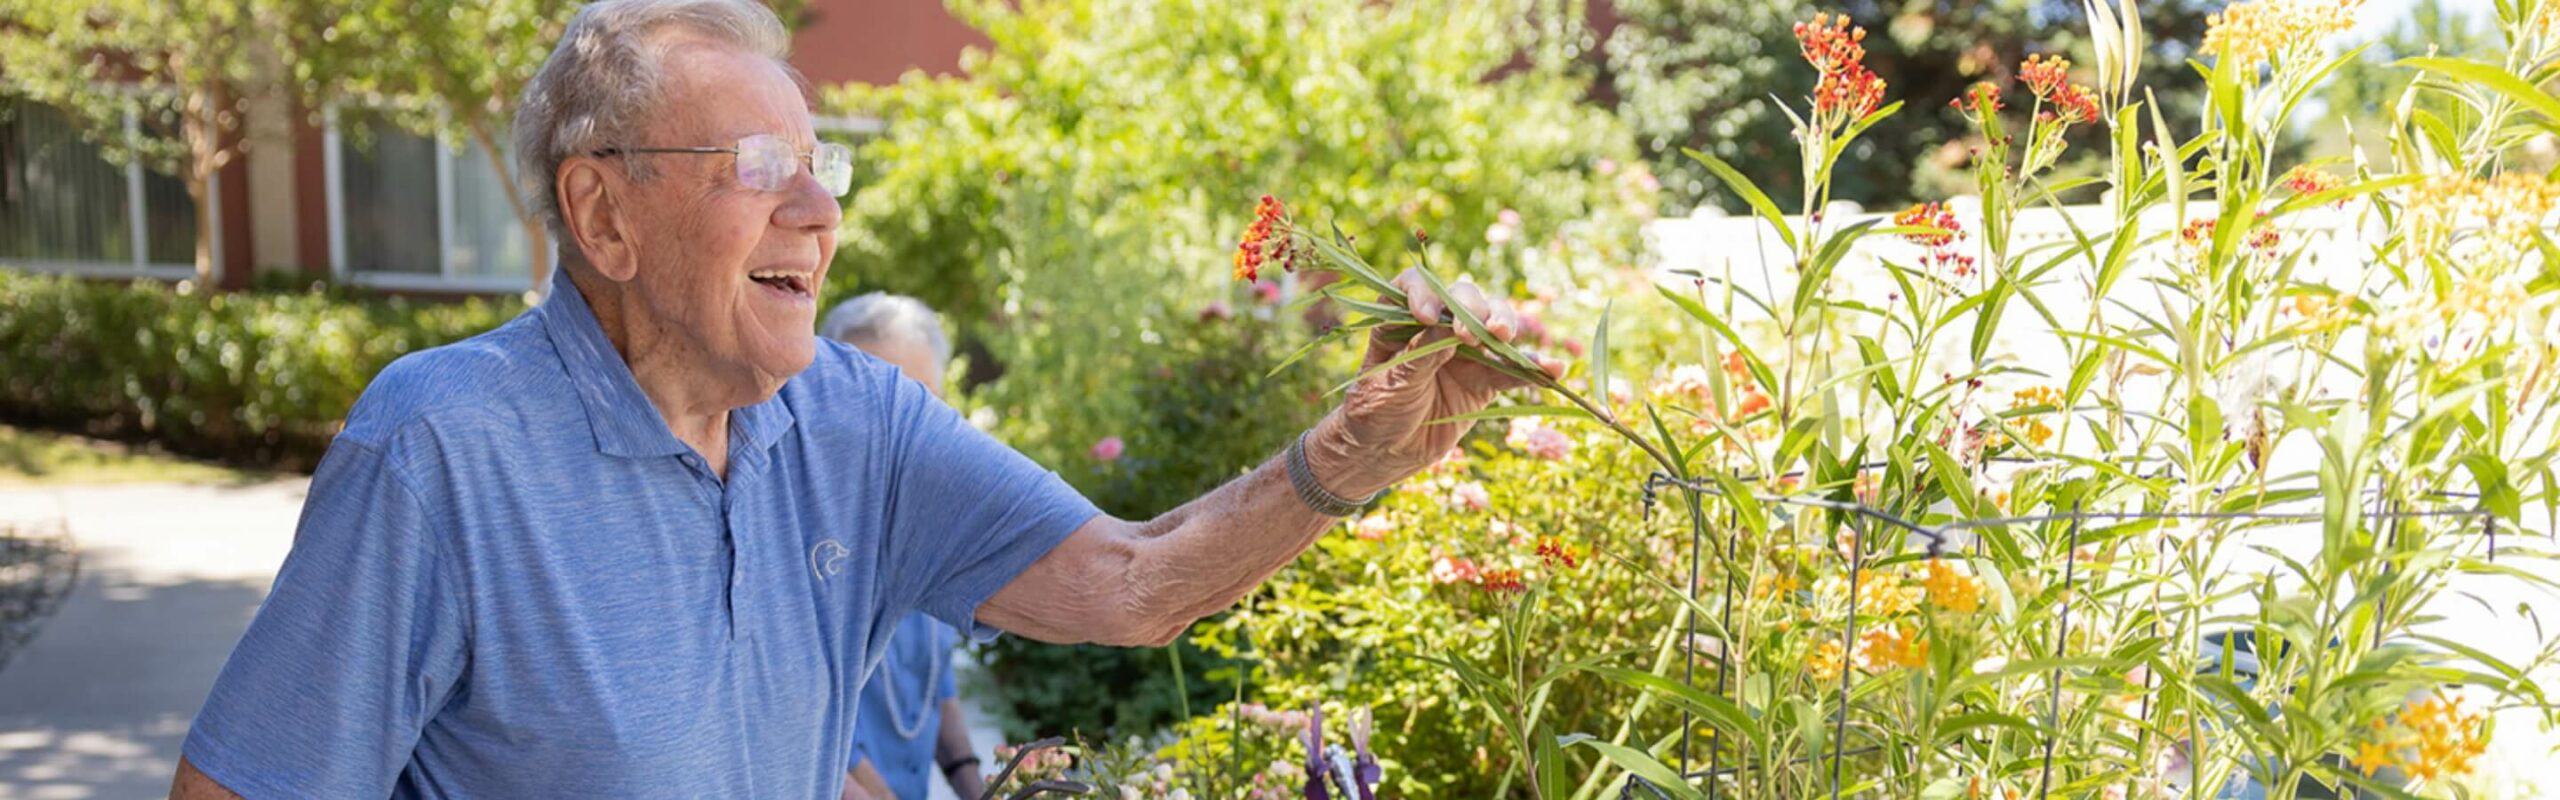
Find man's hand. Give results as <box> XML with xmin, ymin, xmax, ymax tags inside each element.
<box><xmin>1304</xmin><ymin>269</ymin><xmax>1564</xmax><ymax>498</ymax></box>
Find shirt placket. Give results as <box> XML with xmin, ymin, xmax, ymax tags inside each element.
<box><xmin>675</xmin><ymin>452</ymin><xmax>741</xmax><ymax>640</ymax></box>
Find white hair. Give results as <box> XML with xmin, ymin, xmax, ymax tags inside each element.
<box><xmin>511</xmin><ymin>0</ymin><xmax>794</xmax><ymax>240</ymax></box>
<box><xmin>821</xmin><ymin>293</ymin><xmax>952</xmax><ymax>367</ymax></box>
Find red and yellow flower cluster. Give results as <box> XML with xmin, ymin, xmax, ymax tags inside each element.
<box><xmin>1233</xmin><ymin>194</ymin><xmax>1305</xmax><ymax>282</ymax></box>
<box><xmin>1795</xmin><ymin>14</ymin><xmax>1886</xmax><ymax>122</ymax></box>
<box><xmin>1894</xmin><ymin>201</ymin><xmax>1976</xmax><ymax>278</ymax></box>
<box><xmin>2019</xmin><ymin>54</ymin><xmax>2100</xmax><ymax>125</ymax></box>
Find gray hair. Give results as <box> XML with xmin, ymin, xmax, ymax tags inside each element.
<box><xmin>511</xmin><ymin>0</ymin><xmax>793</xmax><ymax>240</ymax></box>
<box><xmin>822</xmin><ymin>293</ymin><xmax>952</xmax><ymax>366</ymax></box>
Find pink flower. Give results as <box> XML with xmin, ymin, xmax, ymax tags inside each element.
<box><xmin>1655</xmin><ymin>364</ymin><xmax>1716</xmax><ymax>403</ymax></box>
<box><xmin>1498</xmin><ymin>208</ymin><xmax>1523</xmax><ymax>227</ymax></box>
<box><xmin>1253</xmin><ymin>279</ymin><xmax>1284</xmax><ymax>305</ymax></box>
<box><xmin>1505</xmin><ymin>417</ymin><xmax>1573</xmax><ymax>460</ymax></box>
<box><xmin>1089</xmin><ymin>436</ymin><xmax>1125</xmax><ymax>461</ymax></box>
<box><xmin>1353</xmin><ymin>514</ymin><xmax>1394</xmax><ymax>542</ymax></box>
<box><xmin>1198</xmin><ymin>301</ymin><xmax>1233</xmax><ymax>322</ymax></box>
<box><xmin>1450</xmin><ymin>480</ymin><xmax>1491</xmax><ymax>511</ymax></box>
<box><xmin>1429</xmin><ymin>554</ymin><xmax>1481</xmax><ymax>585</ymax></box>
<box><xmin>1427</xmin><ymin>447</ymin><xmax>1468</xmax><ymax>474</ymax></box>
<box><xmin>1596</xmin><ymin>159</ymin><xmax>1619</xmax><ymax>176</ymax></box>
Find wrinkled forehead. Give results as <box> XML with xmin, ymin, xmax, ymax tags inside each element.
<box><xmin>646</xmin><ymin>34</ymin><xmax>819</xmax><ymax>149</ymax></box>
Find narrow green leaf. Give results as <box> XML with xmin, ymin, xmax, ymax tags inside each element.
<box><xmin>2399</xmin><ymin>56</ymin><xmax>2560</xmax><ymax>126</ymax></box>
<box><xmin>1330</xmin><ymin>336</ymin><xmax>1460</xmax><ymax>395</ymax></box>
<box><xmin>1557</xmin><ymin>735</ymin><xmax>1706</xmax><ymax>800</ymax></box>
<box><xmin>1682</xmin><ymin>147</ymin><xmax>1798</xmax><ymax>253</ymax></box>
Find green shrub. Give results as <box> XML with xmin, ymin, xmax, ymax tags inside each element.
<box><xmin>822</xmin><ymin>0</ymin><xmax>1642</xmax><ymax>336</ymax></box>
<box><xmin>0</xmin><ymin>270</ymin><xmax>519</xmax><ymax>469</ymax></box>
<box><xmin>962</xmin><ymin>283</ymin><xmax>1341</xmax><ymax>739</ymax></box>
<box><xmin>824</xmin><ymin>0</ymin><xmax>1647</xmax><ymax>741</ymax></box>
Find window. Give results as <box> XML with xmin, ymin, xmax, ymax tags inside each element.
<box><xmin>326</xmin><ymin>107</ymin><xmax>537</xmax><ymax>292</ymax></box>
<box><xmin>0</xmin><ymin>98</ymin><xmax>205</xmax><ymax>278</ymax></box>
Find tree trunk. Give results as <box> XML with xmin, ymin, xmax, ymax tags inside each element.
<box><xmin>181</xmin><ymin>74</ymin><xmax>229</xmax><ymax>290</ymax></box>
<box><xmin>468</xmin><ymin>124</ymin><xmax>551</xmax><ymax>295</ymax></box>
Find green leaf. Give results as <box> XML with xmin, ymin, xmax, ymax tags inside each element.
<box><xmin>1426</xmin><ymin>404</ymin><xmax>1598</xmax><ymax>426</ymax></box>
<box><xmin>1682</xmin><ymin>147</ymin><xmax>1798</xmax><ymax>254</ymax></box>
<box><xmin>1573</xmin><ymin>666</ymin><xmax>1759</xmax><ymax>746</ymax></box>
<box><xmin>1412</xmin><ymin>260</ymin><xmax>1534</xmax><ymax>369</ymax></box>
<box><xmin>1794</xmin><ymin>218</ymin><xmax>1885</xmax><ymax>320</ymax></box>
<box><xmin>1330</xmin><ymin>335</ymin><xmax>1460</xmax><ymax>395</ymax></box>
<box><xmin>1657</xmin><ymin>286</ymin><xmax>1779</xmax><ymax>395</ymax></box>
<box><xmin>1591</xmin><ymin>301</ymin><xmax>1614</xmax><ymax>420</ymax></box>
<box><xmin>2460</xmin><ymin>453</ymin><xmax>2523</xmax><ymax>523</ymax></box>
<box><xmin>1557</xmin><ymin>735</ymin><xmax>1706</xmax><ymax>800</ymax></box>
<box><xmin>2399</xmin><ymin>56</ymin><xmax>2560</xmax><ymax>127</ymax></box>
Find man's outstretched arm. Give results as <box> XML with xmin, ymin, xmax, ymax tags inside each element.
<box><xmin>170</xmin><ymin>757</ymin><xmax>242</xmax><ymax>800</ymax></box>
<box><xmin>982</xmin><ymin>269</ymin><xmax>1556</xmax><ymax>646</ymax></box>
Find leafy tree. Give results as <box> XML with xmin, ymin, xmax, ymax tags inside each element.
<box><xmin>826</xmin><ymin>0</ymin><xmax>1644</xmax><ymax>738</ymax></box>
<box><xmin>284</xmin><ymin>0</ymin><xmax>584</xmax><ymax>289</ymax></box>
<box><xmin>824</xmin><ymin>0</ymin><xmax>1640</xmax><ymax>338</ymax></box>
<box><xmin>1596</xmin><ymin>0</ymin><xmax>2218</xmax><ymax>212</ymax></box>
<box><xmin>2315</xmin><ymin>0</ymin><xmax>2497</xmax><ymax>158</ymax></box>
<box><xmin>0</xmin><ymin>0</ymin><xmax>288</xmax><ymax>285</ymax></box>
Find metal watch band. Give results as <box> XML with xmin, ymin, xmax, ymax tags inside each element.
<box><xmin>1287</xmin><ymin>430</ymin><xmax>1381</xmax><ymax>517</ymax></box>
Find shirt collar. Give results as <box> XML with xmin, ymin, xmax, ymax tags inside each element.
<box><xmin>537</xmin><ymin>269</ymin><xmax>797</xmax><ymax>460</ymax></box>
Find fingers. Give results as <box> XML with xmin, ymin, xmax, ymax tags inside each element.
<box><xmin>1391</xmin><ymin>268</ymin><xmax>1515</xmax><ymax>348</ymax></box>
<box><xmin>1392</xmin><ymin>268</ymin><xmax>1442</xmax><ymax>328</ymax></box>
<box><xmin>1443</xmin><ymin>282</ymin><xmax>1493</xmax><ymax>348</ymax></box>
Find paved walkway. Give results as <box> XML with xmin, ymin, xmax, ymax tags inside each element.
<box><xmin>0</xmin><ymin>480</ymin><xmax>308</xmax><ymax>800</ymax></box>
<box><xmin>0</xmin><ymin>479</ymin><xmax>1015</xmax><ymax>800</ymax></box>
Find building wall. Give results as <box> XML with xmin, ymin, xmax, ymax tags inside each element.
<box><xmin>789</xmin><ymin>0</ymin><xmax>988</xmax><ymax>86</ymax></box>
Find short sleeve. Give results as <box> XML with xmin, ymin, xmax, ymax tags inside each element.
<box><xmin>874</xmin><ymin>374</ymin><xmax>1102</xmax><ymax>640</ymax></box>
<box><xmin>181</xmin><ymin>439</ymin><xmax>467</xmax><ymax>797</ymax></box>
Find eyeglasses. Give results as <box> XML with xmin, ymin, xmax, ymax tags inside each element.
<box><xmin>593</xmin><ymin>133</ymin><xmax>853</xmax><ymax>197</ymax></box>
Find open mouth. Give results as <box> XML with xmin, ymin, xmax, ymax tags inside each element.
<box><xmin>748</xmin><ymin>269</ymin><xmax>813</xmax><ymax>298</ymax></box>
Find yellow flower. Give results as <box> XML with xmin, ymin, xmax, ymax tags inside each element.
<box><xmin>1751</xmin><ymin>571</ymin><xmax>1802</xmax><ymax>600</ymax></box>
<box><xmin>2349</xmin><ymin>739</ymin><xmax>2394</xmax><ymax>776</ymax></box>
<box><xmin>2410</xmin><ymin>174</ymin><xmax>2560</xmax><ymax>257</ymax></box>
<box><xmin>1920</xmin><ymin>558</ymin><xmax>1984</xmax><ymax>614</ymax></box>
<box><xmin>2401</xmin><ymin>690</ymin><xmax>2491</xmax><ymax>779</ymax></box>
<box><xmin>1807</xmin><ymin>641</ymin><xmax>1846</xmax><ymax>682</ymax></box>
<box><xmin>1815</xmin><ymin>568</ymin><xmax>1920</xmax><ymax>617</ymax></box>
<box><xmin>2204</xmin><ymin>0</ymin><xmax>2366</xmax><ymax>73</ymax></box>
<box><xmin>1856</xmin><ymin>624</ymin><xmax>1930</xmax><ymax>671</ymax></box>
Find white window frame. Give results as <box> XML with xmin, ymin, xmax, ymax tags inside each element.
<box><xmin>6</xmin><ymin>100</ymin><xmax>214</xmax><ymax>282</ymax></box>
<box><xmin>323</xmin><ymin>105</ymin><xmax>537</xmax><ymax>294</ymax></box>
<box><xmin>318</xmin><ymin>108</ymin><xmax>883</xmax><ymax>294</ymax></box>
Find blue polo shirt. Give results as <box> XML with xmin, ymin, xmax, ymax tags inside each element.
<box><xmin>850</xmin><ymin>612</ymin><xmax>960</xmax><ymax>798</ymax></box>
<box><xmin>181</xmin><ymin>270</ymin><xmax>1101</xmax><ymax>798</ymax></box>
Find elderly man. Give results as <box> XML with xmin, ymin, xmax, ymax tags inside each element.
<box><xmin>170</xmin><ymin>0</ymin><xmax>1549</xmax><ymax>797</ymax></box>
<box><xmin>819</xmin><ymin>294</ymin><xmax>986</xmax><ymax>800</ymax></box>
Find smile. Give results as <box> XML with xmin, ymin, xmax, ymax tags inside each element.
<box><xmin>748</xmin><ymin>269</ymin><xmax>813</xmax><ymax>298</ymax></box>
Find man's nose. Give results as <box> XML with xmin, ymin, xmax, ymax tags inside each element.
<box><xmin>775</xmin><ymin>166</ymin><xmax>843</xmax><ymax>232</ymax></box>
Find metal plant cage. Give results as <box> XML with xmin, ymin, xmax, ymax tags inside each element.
<box><xmin>0</xmin><ymin>520</ymin><xmax>78</xmax><ymax>675</ymax></box>
<box><xmin>1615</xmin><ymin>461</ymin><xmax>2525</xmax><ymax>800</ymax></box>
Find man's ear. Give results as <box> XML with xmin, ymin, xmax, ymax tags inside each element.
<box><xmin>559</xmin><ymin>159</ymin><xmax>638</xmax><ymax>283</ymax></box>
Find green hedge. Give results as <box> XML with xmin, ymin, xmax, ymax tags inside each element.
<box><xmin>0</xmin><ymin>269</ymin><xmax>521</xmax><ymax>469</ymax></box>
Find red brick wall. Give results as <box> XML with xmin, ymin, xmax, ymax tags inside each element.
<box><xmin>789</xmin><ymin>0</ymin><xmax>988</xmax><ymax>86</ymax></box>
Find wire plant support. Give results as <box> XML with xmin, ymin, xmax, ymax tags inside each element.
<box><xmin>1631</xmin><ymin>464</ymin><xmax>2520</xmax><ymax>799</ymax></box>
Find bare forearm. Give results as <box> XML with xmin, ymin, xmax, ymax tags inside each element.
<box><xmin>169</xmin><ymin>758</ymin><xmax>243</xmax><ymax>800</ymax></box>
<box><xmin>935</xmin><ymin>698</ymin><xmax>986</xmax><ymax>798</ymax></box>
<box><xmin>983</xmin><ymin>434</ymin><xmax>1343</xmax><ymax>646</ymax></box>
<box><xmin>1130</xmin><ymin>453</ymin><xmax>1338</xmax><ymax>622</ymax></box>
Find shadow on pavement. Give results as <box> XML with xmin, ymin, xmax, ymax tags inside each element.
<box><xmin>0</xmin><ymin>570</ymin><xmax>268</xmax><ymax>800</ymax></box>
